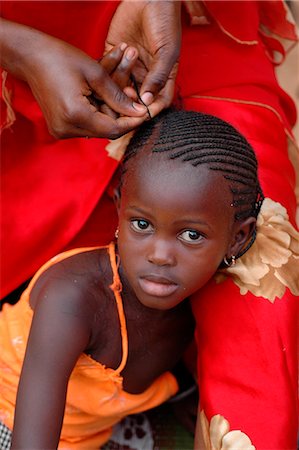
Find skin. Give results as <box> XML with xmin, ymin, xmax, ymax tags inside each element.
<box><xmin>0</xmin><ymin>17</ymin><xmax>148</xmax><ymax>139</ymax></box>
<box><xmin>105</xmin><ymin>0</ymin><xmax>181</xmax><ymax>113</ymax></box>
<box><xmin>0</xmin><ymin>1</ymin><xmax>181</xmax><ymax>139</ymax></box>
<box><xmin>11</xmin><ymin>149</ymin><xmax>255</xmax><ymax>449</ymax></box>
<box><xmin>117</xmin><ymin>151</ymin><xmax>254</xmax><ymax>310</ymax></box>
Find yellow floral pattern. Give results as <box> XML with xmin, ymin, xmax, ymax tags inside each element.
<box><xmin>215</xmin><ymin>198</ymin><xmax>299</xmax><ymax>302</ymax></box>
<box><xmin>199</xmin><ymin>410</ymin><xmax>255</xmax><ymax>450</ymax></box>
<box><xmin>105</xmin><ymin>131</ymin><xmax>135</xmax><ymax>161</ymax></box>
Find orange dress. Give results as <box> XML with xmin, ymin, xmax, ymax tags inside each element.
<box><xmin>0</xmin><ymin>243</ymin><xmax>178</xmax><ymax>449</ymax></box>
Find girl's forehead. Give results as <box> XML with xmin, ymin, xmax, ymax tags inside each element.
<box><xmin>121</xmin><ymin>153</ymin><xmax>235</xmax><ymax>229</ymax></box>
<box><xmin>122</xmin><ymin>151</ymin><xmax>233</xmax><ymax>207</ymax></box>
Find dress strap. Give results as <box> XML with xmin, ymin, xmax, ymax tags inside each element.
<box><xmin>107</xmin><ymin>242</ymin><xmax>128</xmax><ymax>374</ymax></box>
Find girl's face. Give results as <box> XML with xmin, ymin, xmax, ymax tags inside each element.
<box><xmin>117</xmin><ymin>153</ymin><xmax>237</xmax><ymax>310</ymax></box>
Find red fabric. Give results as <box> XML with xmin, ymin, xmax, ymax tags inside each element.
<box><xmin>191</xmin><ymin>279</ymin><xmax>298</xmax><ymax>449</ymax></box>
<box><xmin>177</xmin><ymin>2</ymin><xmax>298</xmax><ymax>450</ymax></box>
<box><xmin>201</xmin><ymin>0</ymin><xmax>297</xmax><ymax>42</ymax></box>
<box><xmin>178</xmin><ymin>3</ymin><xmax>298</xmax><ymax>447</ymax></box>
<box><xmin>0</xmin><ymin>1</ymin><xmax>120</xmax><ymax>297</ymax></box>
<box><xmin>0</xmin><ymin>3</ymin><xmax>298</xmax><ymax>447</ymax></box>
<box><xmin>178</xmin><ymin>4</ymin><xmax>297</xmax><ymax>132</ymax></box>
<box><xmin>186</xmin><ymin>97</ymin><xmax>298</xmax><ymax>449</ymax></box>
<box><xmin>1</xmin><ymin>0</ymin><xmax>297</xmax><ymax>298</ymax></box>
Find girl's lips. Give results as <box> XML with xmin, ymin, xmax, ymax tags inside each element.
<box><xmin>138</xmin><ymin>276</ymin><xmax>179</xmax><ymax>297</ymax></box>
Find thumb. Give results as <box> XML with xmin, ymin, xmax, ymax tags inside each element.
<box><xmin>139</xmin><ymin>49</ymin><xmax>180</xmax><ymax>106</ymax></box>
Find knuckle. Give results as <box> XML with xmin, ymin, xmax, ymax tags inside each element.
<box><xmin>61</xmin><ymin>104</ymin><xmax>77</xmax><ymax>123</ymax></box>
<box><xmin>61</xmin><ymin>102</ymin><xmax>85</xmax><ymax>127</ymax></box>
<box><xmin>48</xmin><ymin>107</ymin><xmax>82</xmax><ymax>139</ymax></box>
<box><xmin>48</xmin><ymin>124</ymin><xmax>68</xmax><ymax>139</ymax></box>
<box><xmin>149</xmin><ymin>73</ymin><xmax>166</xmax><ymax>91</ymax></box>
<box><xmin>113</xmin><ymin>89</ymin><xmax>126</xmax><ymax>105</ymax></box>
<box><xmin>88</xmin><ymin>66</ymin><xmax>106</xmax><ymax>85</ymax></box>
<box><xmin>46</xmin><ymin>116</ymin><xmax>65</xmax><ymax>138</ymax></box>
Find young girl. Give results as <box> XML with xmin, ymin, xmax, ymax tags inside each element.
<box><xmin>0</xmin><ymin>109</ymin><xmax>263</xmax><ymax>449</ymax></box>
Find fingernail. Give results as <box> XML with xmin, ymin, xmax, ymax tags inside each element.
<box><xmin>133</xmin><ymin>102</ymin><xmax>146</xmax><ymax>112</ymax></box>
<box><xmin>119</xmin><ymin>42</ymin><xmax>127</xmax><ymax>51</ymax></box>
<box><xmin>125</xmin><ymin>47</ymin><xmax>136</xmax><ymax>60</ymax></box>
<box><xmin>141</xmin><ymin>92</ymin><xmax>154</xmax><ymax>105</ymax></box>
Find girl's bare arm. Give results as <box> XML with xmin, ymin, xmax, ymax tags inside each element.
<box><xmin>11</xmin><ymin>277</ymin><xmax>94</xmax><ymax>449</ymax></box>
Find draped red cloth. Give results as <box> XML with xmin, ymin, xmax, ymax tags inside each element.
<box><xmin>178</xmin><ymin>3</ymin><xmax>298</xmax><ymax>447</ymax></box>
<box><xmin>1</xmin><ymin>1</ymin><xmax>120</xmax><ymax>297</ymax></box>
<box><xmin>186</xmin><ymin>98</ymin><xmax>298</xmax><ymax>449</ymax></box>
<box><xmin>1</xmin><ymin>1</ymin><xmax>298</xmax><ymax>448</ymax></box>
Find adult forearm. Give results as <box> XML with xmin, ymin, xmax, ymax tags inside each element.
<box><xmin>0</xmin><ymin>18</ymin><xmax>45</xmax><ymax>81</ymax></box>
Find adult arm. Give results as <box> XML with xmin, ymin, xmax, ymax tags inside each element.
<box><xmin>11</xmin><ymin>278</ymin><xmax>95</xmax><ymax>449</ymax></box>
<box><xmin>0</xmin><ymin>18</ymin><xmax>147</xmax><ymax>139</ymax></box>
<box><xmin>105</xmin><ymin>0</ymin><xmax>182</xmax><ymax>116</ymax></box>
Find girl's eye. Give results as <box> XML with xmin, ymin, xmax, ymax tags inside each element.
<box><xmin>131</xmin><ymin>219</ymin><xmax>153</xmax><ymax>233</ymax></box>
<box><xmin>178</xmin><ymin>230</ymin><xmax>204</xmax><ymax>243</ymax></box>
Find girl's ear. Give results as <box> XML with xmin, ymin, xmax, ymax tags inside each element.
<box><xmin>228</xmin><ymin>217</ymin><xmax>257</xmax><ymax>258</ymax></box>
<box><xmin>113</xmin><ymin>188</ymin><xmax>121</xmax><ymax>214</ymax></box>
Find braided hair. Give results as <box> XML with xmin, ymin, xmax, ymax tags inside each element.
<box><xmin>123</xmin><ymin>109</ymin><xmax>264</xmax><ymax>222</ymax></box>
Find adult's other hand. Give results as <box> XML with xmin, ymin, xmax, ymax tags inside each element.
<box><xmin>105</xmin><ymin>0</ymin><xmax>182</xmax><ymax>117</ymax></box>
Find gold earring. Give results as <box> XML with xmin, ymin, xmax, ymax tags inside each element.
<box><xmin>115</xmin><ymin>227</ymin><xmax>119</xmax><ymax>239</ymax></box>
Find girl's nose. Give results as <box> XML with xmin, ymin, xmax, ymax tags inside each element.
<box><xmin>147</xmin><ymin>240</ymin><xmax>176</xmax><ymax>267</ymax></box>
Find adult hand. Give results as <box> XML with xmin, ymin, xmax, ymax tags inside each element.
<box><xmin>105</xmin><ymin>0</ymin><xmax>182</xmax><ymax>117</ymax></box>
<box><xmin>0</xmin><ymin>18</ymin><xmax>148</xmax><ymax>139</ymax></box>
<box><xmin>96</xmin><ymin>44</ymin><xmax>141</xmax><ymax>120</ymax></box>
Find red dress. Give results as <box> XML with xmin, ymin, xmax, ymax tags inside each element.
<box><xmin>1</xmin><ymin>1</ymin><xmax>298</xmax><ymax>448</ymax></box>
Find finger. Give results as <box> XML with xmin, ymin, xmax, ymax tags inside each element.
<box><xmin>100</xmin><ymin>42</ymin><xmax>127</xmax><ymax>75</ymax></box>
<box><xmin>99</xmin><ymin>84</ymin><xmax>139</xmax><ymax>120</ymax></box>
<box><xmin>56</xmin><ymin>110</ymin><xmax>147</xmax><ymax>140</ymax></box>
<box><xmin>75</xmin><ymin>98</ymin><xmax>147</xmax><ymax>139</ymax></box>
<box><xmin>99</xmin><ymin>103</ymin><xmax>118</xmax><ymax>119</ymax></box>
<box><xmin>85</xmin><ymin>112</ymin><xmax>147</xmax><ymax>139</ymax></box>
<box><xmin>48</xmin><ymin>94</ymin><xmax>147</xmax><ymax>139</ymax></box>
<box><xmin>104</xmin><ymin>42</ymin><xmax>113</xmax><ymax>56</ymax></box>
<box><xmin>111</xmin><ymin>46</ymin><xmax>138</xmax><ymax>90</ymax></box>
<box><xmin>89</xmin><ymin>68</ymin><xmax>147</xmax><ymax>117</ymax></box>
<box><xmin>112</xmin><ymin>114</ymin><xmax>148</xmax><ymax>138</ymax></box>
<box><xmin>123</xmin><ymin>86</ymin><xmax>138</xmax><ymax>102</ymax></box>
<box><xmin>139</xmin><ymin>52</ymin><xmax>180</xmax><ymax>106</ymax></box>
<box><xmin>144</xmin><ymin>72</ymin><xmax>177</xmax><ymax>118</ymax></box>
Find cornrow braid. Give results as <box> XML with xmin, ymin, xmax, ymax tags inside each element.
<box><xmin>123</xmin><ymin>109</ymin><xmax>264</xmax><ymax>226</ymax></box>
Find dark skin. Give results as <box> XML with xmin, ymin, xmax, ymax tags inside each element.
<box><xmin>105</xmin><ymin>0</ymin><xmax>181</xmax><ymax>110</ymax></box>
<box><xmin>0</xmin><ymin>1</ymin><xmax>182</xmax><ymax>138</ymax></box>
<box><xmin>11</xmin><ymin>152</ymin><xmax>255</xmax><ymax>450</ymax></box>
<box><xmin>11</xmin><ymin>246</ymin><xmax>194</xmax><ymax>449</ymax></box>
<box><xmin>0</xmin><ymin>17</ymin><xmax>148</xmax><ymax>139</ymax></box>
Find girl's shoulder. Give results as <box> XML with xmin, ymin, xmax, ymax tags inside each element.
<box><xmin>29</xmin><ymin>246</ymin><xmax>113</xmax><ymax>314</ymax></box>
